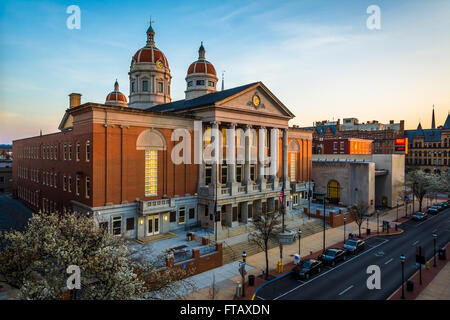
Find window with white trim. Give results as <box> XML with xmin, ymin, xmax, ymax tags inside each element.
<box><xmin>112</xmin><ymin>216</ymin><xmax>122</xmax><ymax>236</ymax></box>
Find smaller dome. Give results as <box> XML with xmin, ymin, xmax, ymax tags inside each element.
<box><xmin>105</xmin><ymin>80</ymin><xmax>128</xmax><ymax>107</ymax></box>
<box><xmin>187</xmin><ymin>60</ymin><xmax>216</xmax><ymax>76</ymax></box>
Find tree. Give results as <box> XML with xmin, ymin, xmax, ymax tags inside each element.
<box><xmin>406</xmin><ymin>170</ymin><xmax>443</xmax><ymax>212</ymax></box>
<box><xmin>348</xmin><ymin>201</ymin><xmax>369</xmax><ymax>238</ymax></box>
<box><xmin>0</xmin><ymin>212</ymin><xmax>193</xmax><ymax>300</ymax></box>
<box><xmin>248</xmin><ymin>210</ymin><xmax>282</xmax><ymax>280</ymax></box>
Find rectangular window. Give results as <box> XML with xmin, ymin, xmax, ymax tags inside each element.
<box><xmin>208</xmin><ymin>81</ymin><xmax>214</xmax><ymax>87</ymax></box>
<box><xmin>333</xmin><ymin>142</ymin><xmax>337</xmax><ymax>150</ymax></box>
<box><xmin>112</xmin><ymin>216</ymin><xmax>122</xmax><ymax>236</ymax></box>
<box><xmin>205</xmin><ymin>165</ymin><xmax>212</xmax><ymax>185</ymax></box>
<box><xmin>221</xmin><ymin>165</ymin><xmax>228</xmax><ymax>184</ymax></box>
<box><xmin>126</xmin><ymin>217</ymin><xmax>135</xmax><ymax>231</ymax></box>
<box><xmin>196</xmin><ymin>80</ymin><xmax>205</xmax><ymax>86</ymax></box>
<box><xmin>131</xmin><ymin>82</ymin><xmax>135</xmax><ymax>93</ymax></box>
<box><xmin>178</xmin><ymin>207</ymin><xmax>186</xmax><ymax>224</ymax></box>
<box><xmin>63</xmin><ymin>144</ymin><xmax>67</xmax><ymax>160</ymax></box>
<box><xmin>76</xmin><ymin>143</ymin><xmax>80</xmax><ymax>161</ymax></box>
<box><xmin>187</xmin><ymin>81</ymin><xmax>193</xmax><ymax>87</ymax></box>
<box><xmin>250</xmin><ymin>165</ymin><xmax>256</xmax><ymax>181</ymax></box>
<box><xmin>86</xmin><ymin>141</ymin><xmax>90</xmax><ymax>161</ymax></box>
<box><xmin>145</xmin><ymin>150</ymin><xmax>158</xmax><ymax>196</ymax></box>
<box><xmin>143</xmin><ymin>80</ymin><xmax>148</xmax><ymax>91</ymax></box>
<box><xmin>170</xmin><ymin>211</ymin><xmax>176</xmax><ymax>223</ymax></box>
<box><xmin>157</xmin><ymin>82</ymin><xmax>163</xmax><ymax>93</ymax></box>
<box><xmin>63</xmin><ymin>175</ymin><xmax>67</xmax><ymax>191</ymax></box>
<box><xmin>236</xmin><ymin>165</ymin><xmax>242</xmax><ymax>183</ymax></box>
<box><xmin>76</xmin><ymin>176</ymin><xmax>80</xmax><ymax>195</ymax></box>
<box><xmin>189</xmin><ymin>208</ymin><xmax>195</xmax><ymax>220</ymax></box>
<box><xmin>85</xmin><ymin>177</ymin><xmax>90</xmax><ymax>198</ymax></box>
<box><xmin>68</xmin><ymin>176</ymin><xmax>72</xmax><ymax>192</ymax></box>
<box><xmin>68</xmin><ymin>144</ymin><xmax>72</xmax><ymax>160</ymax></box>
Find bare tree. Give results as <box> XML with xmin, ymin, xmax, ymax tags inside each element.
<box><xmin>248</xmin><ymin>210</ymin><xmax>282</xmax><ymax>280</ymax></box>
<box><xmin>208</xmin><ymin>273</ymin><xmax>218</xmax><ymax>300</ymax></box>
<box><xmin>348</xmin><ymin>201</ymin><xmax>370</xmax><ymax>237</ymax></box>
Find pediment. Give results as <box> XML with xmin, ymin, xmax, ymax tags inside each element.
<box><xmin>216</xmin><ymin>82</ymin><xmax>294</xmax><ymax>119</ymax></box>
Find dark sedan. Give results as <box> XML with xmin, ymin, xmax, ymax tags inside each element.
<box><xmin>292</xmin><ymin>259</ymin><xmax>323</xmax><ymax>280</ymax></box>
<box><xmin>318</xmin><ymin>248</ymin><xmax>346</xmax><ymax>266</ymax></box>
<box><xmin>440</xmin><ymin>202</ymin><xmax>448</xmax><ymax>209</ymax></box>
<box><xmin>412</xmin><ymin>212</ymin><xmax>428</xmax><ymax>221</ymax></box>
<box><xmin>343</xmin><ymin>239</ymin><xmax>365</xmax><ymax>255</ymax></box>
<box><xmin>427</xmin><ymin>207</ymin><xmax>439</xmax><ymax>215</ymax></box>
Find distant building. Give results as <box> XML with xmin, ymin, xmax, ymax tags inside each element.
<box><xmin>312</xmin><ymin>154</ymin><xmax>405</xmax><ymax>211</ymax></box>
<box><xmin>304</xmin><ymin>118</ymin><xmax>404</xmax><ymax>155</ymax></box>
<box><xmin>322</xmin><ymin>138</ymin><xmax>372</xmax><ymax>155</ymax></box>
<box><xmin>0</xmin><ymin>145</ymin><xmax>12</xmax><ymax>160</ymax></box>
<box><xmin>405</xmin><ymin>111</ymin><xmax>450</xmax><ymax>174</ymax></box>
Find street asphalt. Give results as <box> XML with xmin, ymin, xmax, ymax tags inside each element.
<box><xmin>0</xmin><ymin>193</ymin><xmax>33</xmax><ymax>232</ymax></box>
<box><xmin>256</xmin><ymin>207</ymin><xmax>450</xmax><ymax>300</ymax></box>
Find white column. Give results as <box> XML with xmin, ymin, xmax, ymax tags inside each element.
<box><xmin>244</xmin><ymin>125</ymin><xmax>251</xmax><ymax>184</ymax></box>
<box><xmin>269</xmin><ymin>128</ymin><xmax>279</xmax><ymax>187</ymax></box>
<box><xmin>257</xmin><ymin>126</ymin><xmax>266</xmax><ymax>183</ymax></box>
<box><xmin>227</xmin><ymin>123</ymin><xmax>236</xmax><ymax>186</ymax></box>
<box><xmin>211</xmin><ymin>121</ymin><xmax>220</xmax><ymax>186</ymax></box>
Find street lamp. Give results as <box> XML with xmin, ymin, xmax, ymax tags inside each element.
<box><xmin>400</xmin><ymin>254</ymin><xmax>406</xmax><ymax>299</ymax></box>
<box><xmin>241</xmin><ymin>251</ymin><xmax>247</xmax><ymax>297</ymax></box>
<box><xmin>343</xmin><ymin>217</ymin><xmax>347</xmax><ymax>243</ymax></box>
<box><xmin>298</xmin><ymin>229</ymin><xmax>302</xmax><ymax>258</ymax></box>
<box><xmin>432</xmin><ymin>233</ymin><xmax>438</xmax><ymax>267</ymax></box>
<box><xmin>376</xmin><ymin>210</ymin><xmax>380</xmax><ymax>234</ymax></box>
<box><xmin>396</xmin><ymin>201</ymin><xmax>399</xmax><ymax>222</ymax></box>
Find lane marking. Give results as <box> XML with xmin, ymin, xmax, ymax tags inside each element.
<box><xmin>412</xmin><ymin>240</ymin><xmax>419</xmax><ymax>246</ymax></box>
<box><xmin>415</xmin><ymin>216</ymin><xmax>436</xmax><ymax>227</ymax></box>
<box><xmin>384</xmin><ymin>258</ymin><xmax>394</xmax><ymax>265</ymax></box>
<box><xmin>338</xmin><ymin>285</ymin><xmax>354</xmax><ymax>296</ymax></box>
<box><xmin>272</xmin><ymin>238</ymin><xmax>389</xmax><ymax>300</ymax></box>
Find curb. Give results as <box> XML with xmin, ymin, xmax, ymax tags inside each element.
<box><xmin>251</xmin><ymin>271</ymin><xmax>293</xmax><ymax>300</ymax></box>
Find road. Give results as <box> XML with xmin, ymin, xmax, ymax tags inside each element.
<box><xmin>0</xmin><ymin>193</ymin><xmax>33</xmax><ymax>232</ymax></box>
<box><xmin>256</xmin><ymin>208</ymin><xmax>450</xmax><ymax>300</ymax></box>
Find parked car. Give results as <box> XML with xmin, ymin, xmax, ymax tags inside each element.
<box><xmin>440</xmin><ymin>202</ymin><xmax>448</xmax><ymax>209</ymax></box>
<box><xmin>427</xmin><ymin>207</ymin><xmax>440</xmax><ymax>215</ymax></box>
<box><xmin>343</xmin><ymin>239</ymin><xmax>366</xmax><ymax>255</ymax></box>
<box><xmin>433</xmin><ymin>203</ymin><xmax>444</xmax><ymax>211</ymax></box>
<box><xmin>292</xmin><ymin>259</ymin><xmax>323</xmax><ymax>280</ymax></box>
<box><xmin>412</xmin><ymin>212</ymin><xmax>428</xmax><ymax>221</ymax></box>
<box><xmin>318</xmin><ymin>248</ymin><xmax>346</xmax><ymax>266</ymax></box>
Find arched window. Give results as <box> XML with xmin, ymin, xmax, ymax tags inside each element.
<box><xmin>76</xmin><ymin>142</ymin><xmax>80</xmax><ymax>161</ymax></box>
<box><xmin>288</xmin><ymin>140</ymin><xmax>300</xmax><ymax>182</ymax></box>
<box><xmin>136</xmin><ymin>129</ymin><xmax>167</xmax><ymax>197</ymax></box>
<box><xmin>86</xmin><ymin>140</ymin><xmax>90</xmax><ymax>161</ymax></box>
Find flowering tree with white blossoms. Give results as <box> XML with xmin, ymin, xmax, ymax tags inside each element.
<box><xmin>0</xmin><ymin>212</ymin><xmax>194</xmax><ymax>300</ymax></box>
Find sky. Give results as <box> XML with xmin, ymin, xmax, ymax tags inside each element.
<box><xmin>0</xmin><ymin>0</ymin><xmax>449</xmax><ymax>144</ymax></box>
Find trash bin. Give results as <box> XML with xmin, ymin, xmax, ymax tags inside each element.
<box><xmin>248</xmin><ymin>275</ymin><xmax>255</xmax><ymax>286</ymax></box>
<box><xmin>406</xmin><ymin>280</ymin><xmax>414</xmax><ymax>292</ymax></box>
<box><xmin>367</xmin><ymin>229</ymin><xmax>371</xmax><ymax>235</ymax></box>
<box><xmin>438</xmin><ymin>247</ymin><xmax>446</xmax><ymax>260</ymax></box>
<box><xmin>187</xmin><ymin>232</ymin><xmax>192</xmax><ymax>241</ymax></box>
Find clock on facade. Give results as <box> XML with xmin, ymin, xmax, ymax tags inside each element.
<box><xmin>252</xmin><ymin>94</ymin><xmax>260</xmax><ymax>107</ymax></box>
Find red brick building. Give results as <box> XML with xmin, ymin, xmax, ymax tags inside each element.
<box><xmin>13</xmin><ymin>24</ymin><xmax>313</xmax><ymax>241</ymax></box>
<box><xmin>323</xmin><ymin>138</ymin><xmax>373</xmax><ymax>155</ymax></box>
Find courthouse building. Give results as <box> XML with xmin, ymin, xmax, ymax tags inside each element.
<box><xmin>12</xmin><ymin>23</ymin><xmax>313</xmax><ymax>241</ymax></box>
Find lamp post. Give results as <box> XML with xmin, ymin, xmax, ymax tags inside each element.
<box><xmin>400</xmin><ymin>254</ymin><xmax>406</xmax><ymax>299</ymax></box>
<box><xmin>376</xmin><ymin>210</ymin><xmax>379</xmax><ymax>234</ymax></box>
<box><xmin>322</xmin><ymin>195</ymin><xmax>327</xmax><ymax>252</ymax></box>
<box><xmin>298</xmin><ymin>229</ymin><xmax>302</xmax><ymax>258</ymax></box>
<box><xmin>396</xmin><ymin>200</ymin><xmax>399</xmax><ymax>222</ymax></box>
<box><xmin>432</xmin><ymin>233</ymin><xmax>437</xmax><ymax>267</ymax></box>
<box><xmin>343</xmin><ymin>217</ymin><xmax>347</xmax><ymax>243</ymax></box>
<box><xmin>241</xmin><ymin>251</ymin><xmax>247</xmax><ymax>297</ymax></box>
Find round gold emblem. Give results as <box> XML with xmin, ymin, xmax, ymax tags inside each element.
<box><xmin>156</xmin><ymin>60</ymin><xmax>164</xmax><ymax>68</ymax></box>
<box><xmin>252</xmin><ymin>94</ymin><xmax>260</xmax><ymax>107</ymax></box>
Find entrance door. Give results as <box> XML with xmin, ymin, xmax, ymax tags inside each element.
<box><xmin>146</xmin><ymin>215</ymin><xmax>160</xmax><ymax>236</ymax></box>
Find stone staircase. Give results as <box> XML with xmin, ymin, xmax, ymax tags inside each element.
<box><xmin>222</xmin><ymin>217</ymin><xmax>328</xmax><ymax>265</ymax></box>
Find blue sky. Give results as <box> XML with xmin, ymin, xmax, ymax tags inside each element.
<box><xmin>1</xmin><ymin>0</ymin><xmax>450</xmax><ymax>143</ymax></box>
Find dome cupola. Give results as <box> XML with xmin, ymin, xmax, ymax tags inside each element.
<box><xmin>129</xmin><ymin>21</ymin><xmax>172</xmax><ymax>109</ymax></box>
<box><xmin>105</xmin><ymin>80</ymin><xmax>128</xmax><ymax>107</ymax></box>
<box><xmin>185</xmin><ymin>42</ymin><xmax>218</xmax><ymax>100</ymax></box>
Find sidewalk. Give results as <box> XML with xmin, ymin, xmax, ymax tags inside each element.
<box><xmin>416</xmin><ymin>260</ymin><xmax>450</xmax><ymax>300</ymax></box>
<box><xmin>183</xmin><ymin>201</ymin><xmax>419</xmax><ymax>300</ymax></box>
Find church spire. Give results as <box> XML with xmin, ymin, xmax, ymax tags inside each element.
<box><xmin>431</xmin><ymin>105</ymin><xmax>436</xmax><ymax>129</ymax></box>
